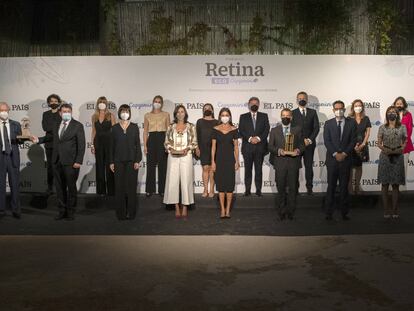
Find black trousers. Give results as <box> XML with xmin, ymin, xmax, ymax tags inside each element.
<box><xmin>95</xmin><ymin>143</ymin><xmax>114</xmax><ymax>195</ymax></box>
<box><xmin>243</xmin><ymin>150</ymin><xmax>264</xmax><ymax>192</ymax></box>
<box><xmin>325</xmin><ymin>161</ymin><xmax>351</xmax><ymax>216</ymax></box>
<box><xmin>114</xmin><ymin>161</ymin><xmax>138</xmax><ymax>220</ymax></box>
<box><xmin>145</xmin><ymin>132</ymin><xmax>167</xmax><ymax>194</ymax></box>
<box><xmin>45</xmin><ymin>147</ymin><xmax>54</xmax><ymax>191</ymax></box>
<box><xmin>53</xmin><ymin>162</ymin><xmax>80</xmax><ymax>214</ymax></box>
<box><xmin>301</xmin><ymin>145</ymin><xmax>316</xmax><ymax>190</ymax></box>
<box><xmin>0</xmin><ymin>153</ymin><xmax>20</xmax><ymax>213</ymax></box>
<box><xmin>275</xmin><ymin>165</ymin><xmax>299</xmax><ymax>216</ymax></box>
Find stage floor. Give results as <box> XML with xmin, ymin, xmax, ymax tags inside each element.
<box><xmin>1</xmin><ymin>192</ymin><xmax>413</xmax><ymax>235</ymax></box>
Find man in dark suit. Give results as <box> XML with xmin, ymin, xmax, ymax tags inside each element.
<box><xmin>41</xmin><ymin>94</ymin><xmax>62</xmax><ymax>194</ymax></box>
<box><xmin>323</xmin><ymin>100</ymin><xmax>357</xmax><ymax>220</ymax></box>
<box><xmin>238</xmin><ymin>97</ymin><xmax>270</xmax><ymax>196</ymax></box>
<box><xmin>33</xmin><ymin>103</ymin><xmax>85</xmax><ymax>220</ymax></box>
<box><xmin>291</xmin><ymin>91</ymin><xmax>319</xmax><ymax>195</ymax></box>
<box><xmin>0</xmin><ymin>102</ymin><xmax>22</xmax><ymax>219</ymax></box>
<box><xmin>269</xmin><ymin>108</ymin><xmax>305</xmax><ymax>220</ymax></box>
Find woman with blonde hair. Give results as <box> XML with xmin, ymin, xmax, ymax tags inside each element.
<box><xmin>91</xmin><ymin>96</ymin><xmax>116</xmax><ymax>196</ymax></box>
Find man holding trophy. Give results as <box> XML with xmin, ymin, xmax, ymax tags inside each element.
<box><xmin>268</xmin><ymin>108</ymin><xmax>305</xmax><ymax>221</ymax></box>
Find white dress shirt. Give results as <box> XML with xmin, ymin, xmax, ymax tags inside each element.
<box><xmin>0</xmin><ymin>119</ymin><xmax>11</xmax><ymax>152</ymax></box>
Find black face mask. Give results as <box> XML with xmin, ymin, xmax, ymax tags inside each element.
<box><xmin>250</xmin><ymin>105</ymin><xmax>259</xmax><ymax>112</ymax></box>
<box><xmin>298</xmin><ymin>100</ymin><xmax>307</xmax><ymax>107</ymax></box>
<box><xmin>388</xmin><ymin>113</ymin><xmax>397</xmax><ymax>121</ymax></box>
<box><xmin>49</xmin><ymin>104</ymin><xmax>59</xmax><ymax>110</ymax></box>
<box><xmin>396</xmin><ymin>106</ymin><xmax>404</xmax><ymax>112</ymax></box>
<box><xmin>204</xmin><ymin>110</ymin><xmax>212</xmax><ymax>117</ymax></box>
<box><xmin>281</xmin><ymin>117</ymin><xmax>291</xmax><ymax>126</ymax></box>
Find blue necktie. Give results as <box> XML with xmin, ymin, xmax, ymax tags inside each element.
<box><xmin>3</xmin><ymin>122</ymin><xmax>11</xmax><ymax>155</ymax></box>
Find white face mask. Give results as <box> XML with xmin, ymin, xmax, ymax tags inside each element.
<box><xmin>0</xmin><ymin>111</ymin><xmax>9</xmax><ymax>120</ymax></box>
<box><xmin>354</xmin><ymin>106</ymin><xmax>363</xmax><ymax>113</ymax></box>
<box><xmin>98</xmin><ymin>103</ymin><xmax>106</xmax><ymax>110</ymax></box>
<box><xmin>334</xmin><ymin>109</ymin><xmax>345</xmax><ymax>118</ymax></box>
<box><xmin>221</xmin><ymin>116</ymin><xmax>230</xmax><ymax>124</ymax></box>
<box><xmin>153</xmin><ymin>102</ymin><xmax>162</xmax><ymax>110</ymax></box>
<box><xmin>62</xmin><ymin>112</ymin><xmax>72</xmax><ymax>122</ymax></box>
<box><xmin>176</xmin><ymin>113</ymin><xmax>185</xmax><ymax>121</ymax></box>
<box><xmin>120</xmin><ymin>112</ymin><xmax>130</xmax><ymax>121</ymax></box>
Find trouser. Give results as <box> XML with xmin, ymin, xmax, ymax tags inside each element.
<box><xmin>146</xmin><ymin>132</ymin><xmax>167</xmax><ymax>194</ymax></box>
<box><xmin>243</xmin><ymin>150</ymin><xmax>264</xmax><ymax>192</ymax></box>
<box><xmin>275</xmin><ymin>165</ymin><xmax>299</xmax><ymax>216</ymax></box>
<box><xmin>45</xmin><ymin>147</ymin><xmax>54</xmax><ymax>191</ymax></box>
<box><xmin>53</xmin><ymin>162</ymin><xmax>80</xmax><ymax>214</ymax></box>
<box><xmin>325</xmin><ymin>161</ymin><xmax>352</xmax><ymax>216</ymax></box>
<box><xmin>95</xmin><ymin>142</ymin><xmax>114</xmax><ymax>195</ymax></box>
<box><xmin>0</xmin><ymin>153</ymin><xmax>20</xmax><ymax>213</ymax></box>
<box><xmin>114</xmin><ymin>161</ymin><xmax>138</xmax><ymax>220</ymax></box>
<box><xmin>301</xmin><ymin>145</ymin><xmax>316</xmax><ymax>190</ymax></box>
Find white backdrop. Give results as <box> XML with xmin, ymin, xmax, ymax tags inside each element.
<box><xmin>0</xmin><ymin>55</ymin><xmax>413</xmax><ymax>193</ymax></box>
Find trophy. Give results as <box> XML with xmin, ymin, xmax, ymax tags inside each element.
<box><xmin>283</xmin><ymin>133</ymin><xmax>296</xmax><ymax>156</ymax></box>
<box><xmin>171</xmin><ymin>132</ymin><xmax>185</xmax><ymax>155</ymax></box>
<box><xmin>17</xmin><ymin>117</ymin><xmax>32</xmax><ymax>141</ymax></box>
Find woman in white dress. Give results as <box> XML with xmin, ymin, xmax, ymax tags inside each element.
<box><xmin>163</xmin><ymin>105</ymin><xmax>197</xmax><ymax>219</ymax></box>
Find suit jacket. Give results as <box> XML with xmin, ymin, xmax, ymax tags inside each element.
<box><xmin>39</xmin><ymin>119</ymin><xmax>86</xmax><ymax>165</ymax></box>
<box><xmin>291</xmin><ymin>107</ymin><xmax>320</xmax><ymax>145</ymax></box>
<box><xmin>323</xmin><ymin>117</ymin><xmax>357</xmax><ymax>166</ymax></box>
<box><xmin>238</xmin><ymin>111</ymin><xmax>270</xmax><ymax>154</ymax></box>
<box><xmin>268</xmin><ymin>125</ymin><xmax>305</xmax><ymax>170</ymax></box>
<box><xmin>0</xmin><ymin>119</ymin><xmax>22</xmax><ymax>168</ymax></box>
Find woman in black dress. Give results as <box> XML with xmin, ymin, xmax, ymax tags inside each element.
<box><xmin>109</xmin><ymin>104</ymin><xmax>142</xmax><ymax>220</ymax></box>
<box><xmin>211</xmin><ymin>108</ymin><xmax>240</xmax><ymax>218</ymax></box>
<box><xmin>195</xmin><ymin>103</ymin><xmax>219</xmax><ymax>197</ymax></box>
<box><xmin>348</xmin><ymin>99</ymin><xmax>371</xmax><ymax>194</ymax></box>
<box><xmin>91</xmin><ymin>96</ymin><xmax>115</xmax><ymax>196</ymax></box>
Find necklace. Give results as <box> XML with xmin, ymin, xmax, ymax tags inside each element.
<box><xmin>120</xmin><ymin>121</ymin><xmax>129</xmax><ymax>134</ymax></box>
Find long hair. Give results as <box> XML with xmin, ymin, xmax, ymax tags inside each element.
<box><xmin>393</xmin><ymin>96</ymin><xmax>408</xmax><ymax>116</ymax></box>
<box><xmin>384</xmin><ymin>105</ymin><xmax>401</xmax><ymax>128</ymax></box>
<box><xmin>203</xmin><ymin>103</ymin><xmax>215</xmax><ymax>119</ymax></box>
<box><xmin>217</xmin><ymin>107</ymin><xmax>233</xmax><ymax>126</ymax></box>
<box><xmin>93</xmin><ymin>96</ymin><xmax>112</xmax><ymax>122</ymax></box>
<box><xmin>173</xmin><ymin>104</ymin><xmax>189</xmax><ymax>123</ymax></box>
<box><xmin>152</xmin><ymin>95</ymin><xmax>164</xmax><ymax>111</ymax></box>
<box><xmin>348</xmin><ymin>99</ymin><xmax>365</xmax><ymax>118</ymax></box>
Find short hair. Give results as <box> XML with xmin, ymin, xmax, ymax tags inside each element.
<box><xmin>280</xmin><ymin>108</ymin><xmax>292</xmax><ymax>116</ymax></box>
<box><xmin>118</xmin><ymin>104</ymin><xmax>131</xmax><ymax>120</ymax></box>
<box><xmin>60</xmin><ymin>103</ymin><xmax>72</xmax><ymax>111</ymax></box>
<box><xmin>296</xmin><ymin>91</ymin><xmax>308</xmax><ymax>100</ymax></box>
<box><xmin>173</xmin><ymin>104</ymin><xmax>189</xmax><ymax>123</ymax></box>
<box><xmin>47</xmin><ymin>94</ymin><xmax>61</xmax><ymax>104</ymax></box>
<box><xmin>248</xmin><ymin>97</ymin><xmax>260</xmax><ymax>104</ymax></box>
<box><xmin>393</xmin><ymin>96</ymin><xmax>408</xmax><ymax>109</ymax></box>
<box><xmin>0</xmin><ymin>102</ymin><xmax>10</xmax><ymax>110</ymax></box>
<box><xmin>332</xmin><ymin>100</ymin><xmax>345</xmax><ymax>108</ymax></box>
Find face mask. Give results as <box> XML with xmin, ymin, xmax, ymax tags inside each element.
<box><xmin>98</xmin><ymin>103</ymin><xmax>106</xmax><ymax>110</ymax></box>
<box><xmin>354</xmin><ymin>106</ymin><xmax>363</xmax><ymax>113</ymax></box>
<box><xmin>120</xmin><ymin>112</ymin><xmax>130</xmax><ymax>121</ymax></box>
<box><xmin>396</xmin><ymin>106</ymin><xmax>404</xmax><ymax>112</ymax></box>
<box><xmin>204</xmin><ymin>110</ymin><xmax>212</xmax><ymax>117</ymax></box>
<box><xmin>176</xmin><ymin>114</ymin><xmax>185</xmax><ymax>121</ymax></box>
<box><xmin>281</xmin><ymin>117</ymin><xmax>291</xmax><ymax>126</ymax></box>
<box><xmin>298</xmin><ymin>100</ymin><xmax>307</xmax><ymax>107</ymax></box>
<box><xmin>62</xmin><ymin>112</ymin><xmax>72</xmax><ymax>122</ymax></box>
<box><xmin>388</xmin><ymin>113</ymin><xmax>397</xmax><ymax>121</ymax></box>
<box><xmin>0</xmin><ymin>111</ymin><xmax>9</xmax><ymax>120</ymax></box>
<box><xmin>49</xmin><ymin>104</ymin><xmax>59</xmax><ymax>110</ymax></box>
<box><xmin>250</xmin><ymin>105</ymin><xmax>259</xmax><ymax>112</ymax></box>
<box><xmin>221</xmin><ymin>116</ymin><xmax>230</xmax><ymax>124</ymax></box>
<box><xmin>334</xmin><ymin>109</ymin><xmax>345</xmax><ymax>118</ymax></box>
<box><xmin>153</xmin><ymin>103</ymin><xmax>162</xmax><ymax>110</ymax></box>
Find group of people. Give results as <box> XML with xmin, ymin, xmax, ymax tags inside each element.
<box><xmin>0</xmin><ymin>92</ymin><xmax>412</xmax><ymax>221</ymax></box>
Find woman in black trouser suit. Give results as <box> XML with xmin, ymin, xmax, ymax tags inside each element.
<box><xmin>109</xmin><ymin>104</ymin><xmax>142</xmax><ymax>220</ymax></box>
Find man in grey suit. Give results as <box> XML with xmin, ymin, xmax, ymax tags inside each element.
<box><xmin>269</xmin><ymin>108</ymin><xmax>305</xmax><ymax>220</ymax></box>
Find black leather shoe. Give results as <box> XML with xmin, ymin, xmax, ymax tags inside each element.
<box><xmin>146</xmin><ymin>193</ymin><xmax>153</xmax><ymax>198</ymax></box>
<box><xmin>342</xmin><ymin>215</ymin><xmax>350</xmax><ymax>221</ymax></box>
<box><xmin>255</xmin><ymin>191</ymin><xmax>262</xmax><ymax>197</ymax></box>
<box><xmin>325</xmin><ymin>214</ymin><xmax>333</xmax><ymax>220</ymax></box>
<box><xmin>55</xmin><ymin>212</ymin><xmax>66</xmax><ymax>220</ymax></box>
<box><xmin>244</xmin><ymin>191</ymin><xmax>251</xmax><ymax>197</ymax></box>
<box><xmin>12</xmin><ymin>212</ymin><xmax>21</xmax><ymax>219</ymax></box>
<box><xmin>307</xmin><ymin>188</ymin><xmax>313</xmax><ymax>195</ymax></box>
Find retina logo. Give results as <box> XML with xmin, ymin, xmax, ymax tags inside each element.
<box><xmin>263</xmin><ymin>102</ymin><xmax>294</xmax><ymax>110</ymax></box>
<box><xmin>12</xmin><ymin>104</ymin><xmax>29</xmax><ymax>111</ymax></box>
<box><xmin>205</xmin><ymin>62</ymin><xmax>264</xmax><ymax>77</ymax></box>
<box><xmin>364</xmin><ymin>101</ymin><xmax>380</xmax><ymax>109</ymax></box>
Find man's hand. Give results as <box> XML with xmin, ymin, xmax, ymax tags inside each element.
<box><xmin>110</xmin><ymin>164</ymin><xmax>115</xmax><ymax>172</ymax></box>
<box><xmin>133</xmin><ymin>162</ymin><xmax>140</xmax><ymax>170</ymax></box>
<box><xmin>30</xmin><ymin>136</ymin><xmax>39</xmax><ymax>143</ymax></box>
<box><xmin>335</xmin><ymin>153</ymin><xmax>346</xmax><ymax>162</ymax></box>
<box><xmin>304</xmin><ymin>138</ymin><xmax>310</xmax><ymax>146</ymax></box>
<box><xmin>73</xmin><ymin>163</ymin><xmax>81</xmax><ymax>169</ymax></box>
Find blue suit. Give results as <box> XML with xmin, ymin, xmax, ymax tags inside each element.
<box><xmin>0</xmin><ymin>119</ymin><xmax>22</xmax><ymax>214</ymax></box>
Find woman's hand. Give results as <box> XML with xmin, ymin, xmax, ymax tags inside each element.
<box><xmin>133</xmin><ymin>162</ymin><xmax>140</xmax><ymax>170</ymax></box>
<box><xmin>235</xmin><ymin>161</ymin><xmax>240</xmax><ymax>171</ymax></box>
<box><xmin>144</xmin><ymin>146</ymin><xmax>148</xmax><ymax>155</ymax></box>
<box><xmin>91</xmin><ymin>146</ymin><xmax>95</xmax><ymax>154</ymax></box>
<box><xmin>195</xmin><ymin>147</ymin><xmax>201</xmax><ymax>157</ymax></box>
<box><xmin>110</xmin><ymin>164</ymin><xmax>115</xmax><ymax>172</ymax></box>
<box><xmin>211</xmin><ymin>162</ymin><xmax>216</xmax><ymax>172</ymax></box>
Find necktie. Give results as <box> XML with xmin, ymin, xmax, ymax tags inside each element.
<box><xmin>252</xmin><ymin>114</ymin><xmax>256</xmax><ymax>130</ymax></box>
<box><xmin>302</xmin><ymin>109</ymin><xmax>306</xmax><ymax>117</ymax></box>
<box><xmin>3</xmin><ymin>121</ymin><xmax>11</xmax><ymax>155</ymax></box>
<box><xmin>337</xmin><ymin>121</ymin><xmax>342</xmax><ymax>141</ymax></box>
<box><xmin>60</xmin><ymin>122</ymin><xmax>67</xmax><ymax>139</ymax></box>
<box><xmin>283</xmin><ymin>126</ymin><xmax>288</xmax><ymax>137</ymax></box>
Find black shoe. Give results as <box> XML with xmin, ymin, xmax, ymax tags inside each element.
<box><xmin>55</xmin><ymin>212</ymin><xmax>66</xmax><ymax>220</ymax></box>
<box><xmin>158</xmin><ymin>193</ymin><xmax>164</xmax><ymax>197</ymax></box>
<box><xmin>307</xmin><ymin>188</ymin><xmax>313</xmax><ymax>195</ymax></box>
<box><xmin>146</xmin><ymin>193</ymin><xmax>153</xmax><ymax>198</ymax></box>
<box><xmin>255</xmin><ymin>191</ymin><xmax>262</xmax><ymax>197</ymax></box>
<box><xmin>12</xmin><ymin>212</ymin><xmax>21</xmax><ymax>219</ymax></box>
<box><xmin>325</xmin><ymin>214</ymin><xmax>333</xmax><ymax>221</ymax></box>
<box><xmin>342</xmin><ymin>215</ymin><xmax>350</xmax><ymax>221</ymax></box>
<box><xmin>244</xmin><ymin>191</ymin><xmax>251</xmax><ymax>197</ymax></box>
